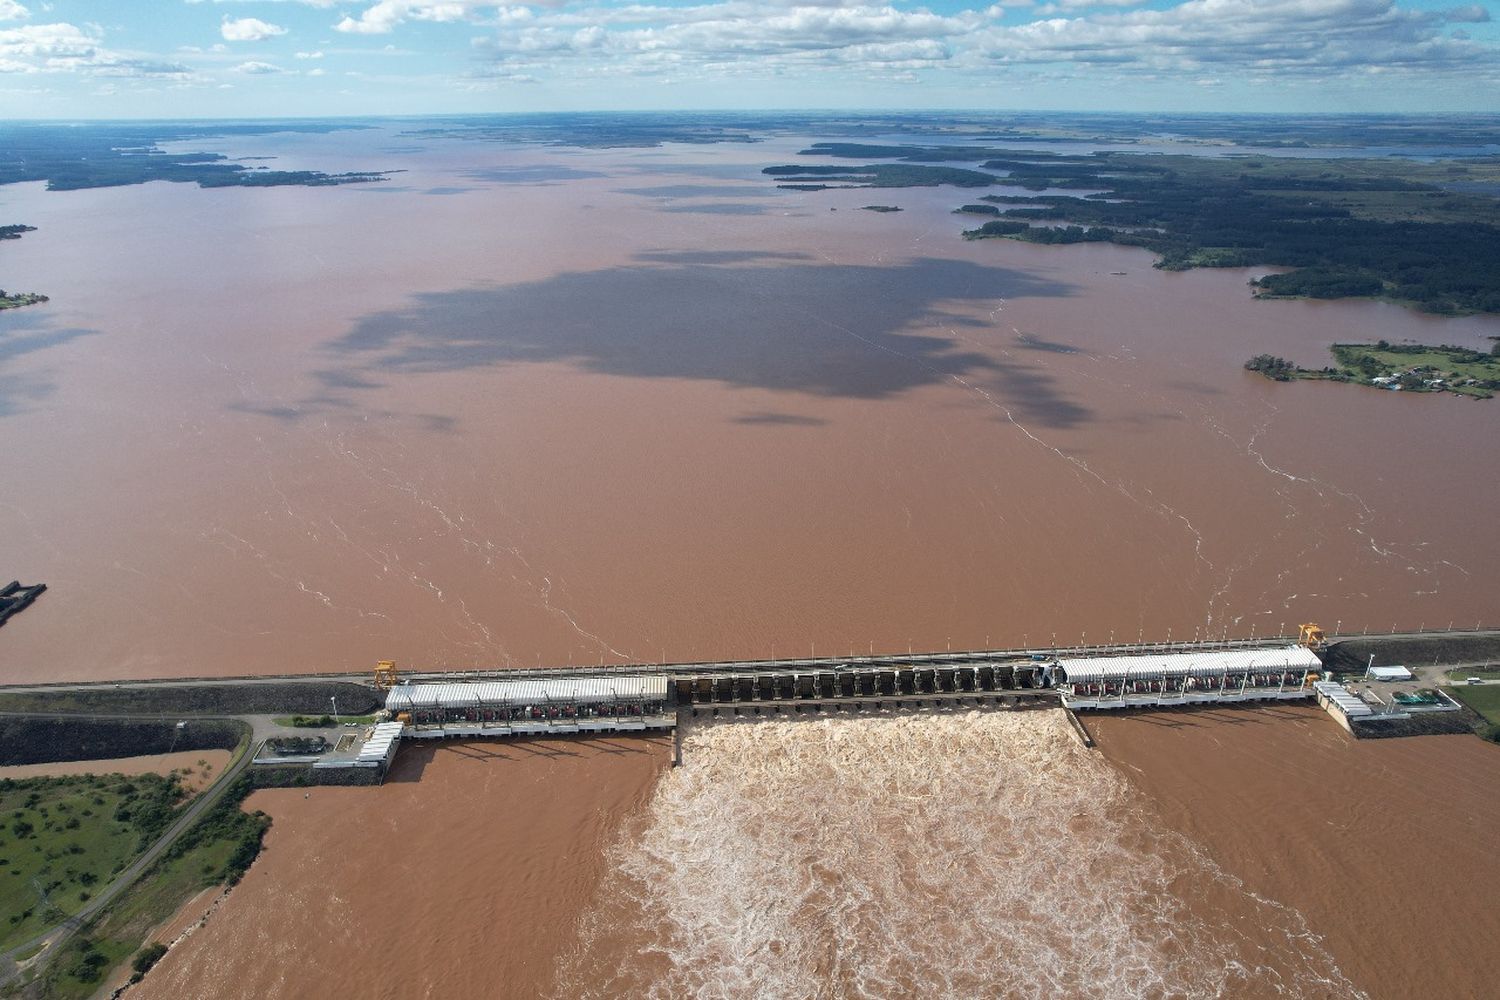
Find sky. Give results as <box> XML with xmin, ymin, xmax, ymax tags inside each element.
<box><xmin>0</xmin><ymin>0</ymin><xmax>1496</xmax><ymax>117</ymax></box>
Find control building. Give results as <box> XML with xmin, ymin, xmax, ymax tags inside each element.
<box><xmin>1055</xmin><ymin>645</ymin><xmax>1321</xmax><ymax>710</ymax></box>
<box><xmin>385</xmin><ymin>675</ymin><xmax>673</xmax><ymax>738</ymax></box>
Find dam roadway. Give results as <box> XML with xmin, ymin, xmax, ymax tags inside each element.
<box><xmin>1</xmin><ymin>626</ymin><xmax>1496</xmax><ymax>697</ymax></box>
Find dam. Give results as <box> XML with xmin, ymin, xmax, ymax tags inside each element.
<box><xmin>375</xmin><ymin>642</ymin><xmax>1327</xmax><ymax>760</ymax></box>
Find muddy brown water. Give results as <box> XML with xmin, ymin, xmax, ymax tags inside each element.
<box><xmin>0</xmin><ymin>749</ymin><xmax>230</xmax><ymax>793</ymax></box>
<box><xmin>1</xmin><ymin>128</ymin><xmax>1496</xmax><ymax>682</ymax></box>
<box><xmin>1091</xmin><ymin>706</ymin><xmax>1500</xmax><ymax>1000</ymax></box>
<box><xmin>131</xmin><ymin>736</ymin><xmax>670</xmax><ymax>1000</ymax></box>
<box><xmin>4</xmin><ymin>127</ymin><xmax>1499</xmax><ymax>997</ymax></box>
<box><xmin>134</xmin><ymin>709</ymin><xmax>1500</xmax><ymax>1000</ymax></box>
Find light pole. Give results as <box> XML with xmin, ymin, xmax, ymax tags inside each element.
<box><xmin>329</xmin><ymin>696</ymin><xmax>339</xmax><ymax>726</ymax></box>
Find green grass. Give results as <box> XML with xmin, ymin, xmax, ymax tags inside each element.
<box><xmin>0</xmin><ymin>774</ymin><xmax>185</xmax><ymax>952</ymax></box>
<box><xmin>12</xmin><ymin>775</ymin><xmax>270</xmax><ymax>999</ymax></box>
<box><xmin>1334</xmin><ymin>345</ymin><xmax>1500</xmax><ymax>382</ymax></box>
<box><xmin>1443</xmin><ymin>684</ymin><xmax>1500</xmax><ymax>726</ymax></box>
<box><xmin>271</xmin><ymin>713</ymin><xmax>378</xmax><ymax>729</ymax></box>
<box><xmin>1445</xmin><ymin>669</ymin><xmax>1500</xmax><ymax>683</ymax></box>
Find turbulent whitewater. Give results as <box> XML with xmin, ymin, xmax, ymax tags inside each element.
<box><xmin>558</xmin><ymin>709</ymin><xmax>1362</xmax><ymax>1000</ymax></box>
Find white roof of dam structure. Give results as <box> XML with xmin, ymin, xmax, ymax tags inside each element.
<box><xmin>357</xmin><ymin>721</ymin><xmax>406</xmax><ymax>763</ymax></box>
<box><xmin>1056</xmin><ymin>645</ymin><xmax>1322</xmax><ymax>684</ymax></box>
<box><xmin>1314</xmin><ymin>680</ymin><xmax>1375</xmax><ymax>718</ymax></box>
<box><xmin>385</xmin><ymin>675</ymin><xmax>670</xmax><ymax>711</ymax></box>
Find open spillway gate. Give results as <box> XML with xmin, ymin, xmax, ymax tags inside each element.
<box><xmin>671</xmin><ymin>660</ymin><xmax>1053</xmax><ymax>710</ymax></box>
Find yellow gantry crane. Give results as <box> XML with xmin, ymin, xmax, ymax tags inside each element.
<box><xmin>1297</xmin><ymin>623</ymin><xmax>1327</xmax><ymax>649</ymax></box>
<box><xmin>374</xmin><ymin>659</ymin><xmax>400</xmax><ymax>691</ymax></box>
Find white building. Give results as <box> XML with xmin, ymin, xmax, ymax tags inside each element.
<box><xmin>1056</xmin><ymin>645</ymin><xmax>1321</xmax><ymax>710</ymax></box>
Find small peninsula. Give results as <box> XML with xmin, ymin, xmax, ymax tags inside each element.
<box><xmin>1246</xmin><ymin>342</ymin><xmax>1500</xmax><ymax>399</ymax></box>
<box><xmin>0</xmin><ymin>290</ymin><xmax>48</xmax><ymax>311</ymax></box>
<box><xmin>764</xmin><ymin>138</ymin><xmax>1500</xmax><ymax>315</ymax></box>
<box><xmin>0</xmin><ymin>123</ymin><xmax>391</xmax><ymax>192</ymax></box>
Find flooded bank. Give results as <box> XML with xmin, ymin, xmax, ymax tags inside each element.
<box><xmin>0</xmin><ymin>749</ymin><xmax>230</xmax><ymax>793</ymax></box>
<box><xmin>130</xmin><ymin>735</ymin><xmax>669</xmax><ymax>1000</ymax></box>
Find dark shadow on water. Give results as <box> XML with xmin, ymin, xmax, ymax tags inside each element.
<box><xmin>0</xmin><ymin>311</ymin><xmax>98</xmax><ymax>418</ymax></box>
<box><xmin>620</xmin><ymin>184</ymin><xmax>780</xmax><ymax>199</ymax></box>
<box><xmin>382</xmin><ymin>733</ymin><xmax>668</xmax><ymax>781</ymax></box>
<box><xmin>1094</xmin><ymin>703</ymin><xmax>1317</xmax><ymax>733</ymax></box>
<box><xmin>465</xmin><ymin>165</ymin><xmax>608</xmax><ymax>184</ymax></box>
<box><xmin>734</xmin><ymin>411</ymin><xmax>828</xmax><ymax>427</ymax></box>
<box><xmin>315</xmin><ymin>252</ymin><xmax>1090</xmax><ymax>427</ymax></box>
<box><xmin>659</xmin><ymin>202</ymin><xmax>770</xmax><ymax>216</ymax></box>
<box><xmin>1015</xmin><ymin>333</ymin><xmax>1082</xmax><ymax>355</ymax></box>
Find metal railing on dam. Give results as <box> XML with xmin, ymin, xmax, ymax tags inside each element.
<box><xmin>1</xmin><ymin>625</ymin><xmax>1494</xmax><ymax>693</ymax></box>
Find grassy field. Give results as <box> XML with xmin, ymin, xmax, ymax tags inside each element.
<box><xmin>1443</xmin><ymin>684</ymin><xmax>1500</xmax><ymax>726</ymax></box>
<box><xmin>1445</xmin><ymin>669</ymin><xmax>1500</xmax><ymax>683</ymax></box>
<box><xmin>271</xmin><ymin>713</ymin><xmax>378</xmax><ymax>729</ymax></box>
<box><xmin>18</xmin><ymin>793</ymin><xmax>269</xmax><ymax>1000</ymax></box>
<box><xmin>4</xmin><ymin>738</ymin><xmax>270</xmax><ymax>1000</ymax></box>
<box><xmin>0</xmin><ymin>774</ymin><xmax>184</xmax><ymax>952</ymax></box>
<box><xmin>1332</xmin><ymin>344</ymin><xmax>1500</xmax><ymax>381</ymax></box>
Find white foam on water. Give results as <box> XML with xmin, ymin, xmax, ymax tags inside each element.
<box><xmin>557</xmin><ymin>709</ymin><xmax>1364</xmax><ymax>1000</ymax></box>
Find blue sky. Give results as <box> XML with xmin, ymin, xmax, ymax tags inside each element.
<box><xmin>0</xmin><ymin>0</ymin><xmax>1496</xmax><ymax>117</ymax></box>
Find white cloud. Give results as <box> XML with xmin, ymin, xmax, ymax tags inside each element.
<box><xmin>337</xmin><ymin>1</ymin><xmax>468</xmax><ymax>33</ymax></box>
<box><xmin>0</xmin><ymin>1</ymin><xmax>29</xmax><ymax>23</ymax></box>
<box><xmin>975</xmin><ymin>0</ymin><xmax>1491</xmax><ymax>76</ymax></box>
<box><xmin>307</xmin><ymin>65</ymin><xmax>326</xmax><ymax>74</ymax></box>
<box><xmin>472</xmin><ymin>3</ymin><xmax>974</xmax><ymax>73</ymax></box>
<box><xmin>295</xmin><ymin>49</ymin><xmax>325</xmax><ymax>57</ymax></box>
<box><xmin>221</xmin><ymin>15</ymin><xmax>287</xmax><ymax>41</ymax></box>
<box><xmin>234</xmin><ymin>59</ymin><xmax>288</xmax><ymax>72</ymax></box>
<box><xmin>1442</xmin><ymin>3</ymin><xmax>1490</xmax><ymax>20</ymax></box>
<box><xmin>0</xmin><ymin>20</ymin><xmax>194</xmax><ymax>77</ymax></box>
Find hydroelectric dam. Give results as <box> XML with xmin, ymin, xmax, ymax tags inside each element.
<box><xmin>366</xmin><ymin>625</ymin><xmax>1412</xmax><ymax>774</ymax></box>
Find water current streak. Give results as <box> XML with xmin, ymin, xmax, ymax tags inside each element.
<box><xmin>559</xmin><ymin>710</ymin><xmax>1363</xmax><ymax>1000</ymax></box>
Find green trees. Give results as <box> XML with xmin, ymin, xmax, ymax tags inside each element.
<box><xmin>1244</xmin><ymin>355</ymin><xmax>1298</xmax><ymax>381</ymax></box>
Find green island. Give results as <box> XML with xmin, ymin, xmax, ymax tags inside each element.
<box><xmin>0</xmin><ymin>123</ymin><xmax>389</xmax><ymax>192</ymax></box>
<box><xmin>772</xmin><ymin>140</ymin><xmax>1500</xmax><ymax>315</ymax></box>
<box><xmin>1244</xmin><ymin>341</ymin><xmax>1500</xmax><ymax>399</ymax></box>
<box><xmin>762</xmin><ymin>163</ymin><xmax>996</xmax><ymax>189</ymax></box>
<box><xmin>955</xmin><ymin>204</ymin><xmax>1001</xmax><ymax>216</ymax></box>
<box><xmin>0</xmin><ymin>291</ymin><xmax>48</xmax><ymax>311</ymax></box>
<box><xmin>861</xmin><ymin>205</ymin><xmax>902</xmax><ymax>213</ymax></box>
<box><xmin>2</xmin><ymin>225</ymin><xmax>47</xmax><ymax>308</ymax></box>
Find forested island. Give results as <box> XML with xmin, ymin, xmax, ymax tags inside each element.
<box><xmin>763</xmin><ymin>163</ymin><xmax>996</xmax><ymax>189</ymax></box>
<box><xmin>861</xmin><ymin>205</ymin><xmax>902</xmax><ymax>213</ymax></box>
<box><xmin>0</xmin><ymin>123</ymin><xmax>390</xmax><ymax>191</ymax></box>
<box><xmin>0</xmin><ymin>291</ymin><xmax>48</xmax><ymax>311</ymax></box>
<box><xmin>1246</xmin><ymin>342</ymin><xmax>1500</xmax><ymax>398</ymax></box>
<box><xmin>2</xmin><ymin>223</ymin><xmax>45</xmax><ymax>309</ymax></box>
<box><xmin>768</xmin><ymin>139</ymin><xmax>1500</xmax><ymax>315</ymax></box>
